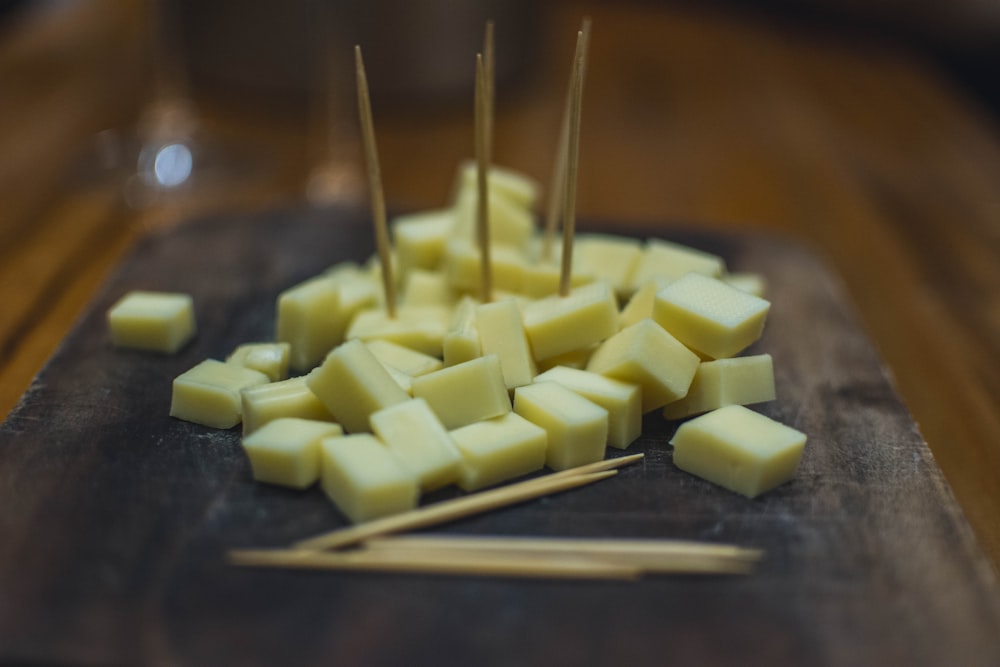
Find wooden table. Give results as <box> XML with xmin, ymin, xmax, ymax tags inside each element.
<box><xmin>2</xmin><ymin>0</ymin><xmax>998</xmax><ymax>597</ymax></box>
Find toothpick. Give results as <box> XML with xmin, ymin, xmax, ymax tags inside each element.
<box><xmin>355</xmin><ymin>45</ymin><xmax>396</xmax><ymax>317</ymax></box>
<box><xmin>293</xmin><ymin>455</ymin><xmax>642</xmax><ymax>552</ymax></box>
<box><xmin>543</xmin><ymin>18</ymin><xmax>590</xmax><ymax>264</ymax></box>
<box><xmin>559</xmin><ymin>28</ymin><xmax>589</xmax><ymax>297</ymax></box>
<box><xmin>483</xmin><ymin>20</ymin><xmax>495</xmax><ymax>164</ymax></box>
<box><xmin>475</xmin><ymin>52</ymin><xmax>493</xmax><ymax>303</ymax></box>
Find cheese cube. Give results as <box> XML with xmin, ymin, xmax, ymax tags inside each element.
<box><xmin>618</xmin><ymin>280</ymin><xmax>665</xmax><ymax>330</ymax></box>
<box><xmin>241</xmin><ymin>418</ymin><xmax>343</xmax><ymax>489</ymax></box>
<box><xmin>475</xmin><ymin>298</ymin><xmax>537</xmax><ymax>390</ymax></box>
<box><xmin>346</xmin><ymin>305</ymin><xmax>450</xmax><ymax>358</ymax></box>
<box><xmin>170</xmin><ymin>359</ymin><xmax>270</xmax><ymax>429</ymax></box>
<box><xmin>443</xmin><ymin>296</ymin><xmax>482</xmax><ymax>366</ymax></box>
<box><xmin>306</xmin><ymin>339</ymin><xmax>410</xmax><ymax>433</ymax></box>
<box><xmin>513</xmin><ymin>382</ymin><xmax>608</xmax><ymax>471</ymax></box>
<box><xmin>452</xmin><ymin>184</ymin><xmax>535</xmax><ymax>249</ymax></box>
<box><xmin>365</xmin><ymin>339</ymin><xmax>442</xmax><ymax>377</ymax></box>
<box><xmin>519</xmin><ymin>259</ymin><xmax>595</xmax><ymax>299</ymax></box>
<box><xmin>534</xmin><ymin>366</ymin><xmax>641</xmax><ymax>449</ymax></box>
<box><xmin>241</xmin><ymin>376</ymin><xmax>335</xmax><ymax>435</ymax></box>
<box><xmin>400</xmin><ymin>269</ymin><xmax>457</xmax><ymax>307</ymax></box>
<box><xmin>522</xmin><ymin>281</ymin><xmax>618</xmax><ymax>362</ymax></box>
<box><xmin>586</xmin><ymin>318</ymin><xmax>699</xmax><ymax>412</ymax></box>
<box><xmin>392</xmin><ymin>208</ymin><xmax>454</xmax><ymax>275</ymax></box>
<box><xmin>107</xmin><ymin>290</ymin><xmax>195</xmax><ymax>353</ymax></box>
<box><xmin>574</xmin><ymin>233</ymin><xmax>642</xmax><ymax>298</ymax></box>
<box><xmin>320</xmin><ymin>433</ymin><xmax>419</xmax><ymax>523</ymax></box>
<box><xmin>653</xmin><ymin>273</ymin><xmax>770</xmax><ymax>359</ymax></box>
<box><xmin>453</xmin><ymin>161</ymin><xmax>541</xmax><ymax>209</ymax></box>
<box><xmin>443</xmin><ymin>239</ymin><xmax>527</xmax><ymax>295</ymax></box>
<box><xmin>670</xmin><ymin>405</ymin><xmax>806</xmax><ymax>498</ymax></box>
<box><xmin>724</xmin><ymin>272</ymin><xmax>767</xmax><ymax>298</ymax></box>
<box><xmin>664</xmin><ymin>354</ymin><xmax>776</xmax><ymax>419</ymax></box>
<box><xmin>451</xmin><ymin>412</ymin><xmax>547</xmax><ymax>491</ymax></box>
<box><xmin>411</xmin><ymin>354</ymin><xmax>511</xmax><ymax>429</ymax></box>
<box><xmin>370</xmin><ymin>398</ymin><xmax>462</xmax><ymax>491</ymax></box>
<box><xmin>535</xmin><ymin>344</ymin><xmax>597</xmax><ymax>373</ymax></box>
<box><xmin>226</xmin><ymin>342</ymin><xmax>291</xmax><ymax>382</ymax></box>
<box><xmin>628</xmin><ymin>238</ymin><xmax>725</xmax><ymax>292</ymax></box>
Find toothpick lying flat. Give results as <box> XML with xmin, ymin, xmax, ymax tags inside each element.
<box><xmin>355</xmin><ymin>45</ymin><xmax>396</xmax><ymax>317</ymax></box>
<box><xmin>559</xmin><ymin>28</ymin><xmax>589</xmax><ymax>297</ymax></box>
<box><xmin>364</xmin><ymin>535</ymin><xmax>762</xmax><ymax>575</ymax></box>
<box><xmin>293</xmin><ymin>454</ymin><xmax>642</xmax><ymax>552</ymax></box>
<box><xmin>475</xmin><ymin>52</ymin><xmax>493</xmax><ymax>303</ymax></box>
<box><xmin>543</xmin><ymin>17</ymin><xmax>591</xmax><ymax>263</ymax></box>
<box><xmin>229</xmin><ymin>545</ymin><xmax>642</xmax><ymax>581</ymax></box>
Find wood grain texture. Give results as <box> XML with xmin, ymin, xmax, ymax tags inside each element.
<box><xmin>0</xmin><ymin>210</ymin><xmax>998</xmax><ymax>666</ymax></box>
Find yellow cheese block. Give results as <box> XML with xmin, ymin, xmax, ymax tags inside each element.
<box><xmin>319</xmin><ymin>433</ymin><xmax>419</xmax><ymax>523</ymax></box>
<box><xmin>370</xmin><ymin>398</ymin><xmax>462</xmax><ymax>491</ymax></box>
<box><xmin>451</xmin><ymin>412</ymin><xmax>547</xmax><ymax>491</ymax></box>
<box><xmin>107</xmin><ymin>290</ymin><xmax>195</xmax><ymax>353</ymax></box>
<box><xmin>513</xmin><ymin>381</ymin><xmax>608</xmax><ymax>471</ymax></box>
<box><xmin>519</xmin><ymin>258</ymin><xmax>595</xmax><ymax>299</ymax></box>
<box><xmin>670</xmin><ymin>405</ymin><xmax>806</xmax><ymax>498</ymax></box>
<box><xmin>392</xmin><ymin>208</ymin><xmax>454</xmax><ymax>275</ymax></box>
<box><xmin>400</xmin><ymin>269</ymin><xmax>457</xmax><ymax>307</ymax></box>
<box><xmin>475</xmin><ymin>298</ymin><xmax>537</xmax><ymax>390</ymax></box>
<box><xmin>663</xmin><ymin>354</ymin><xmax>776</xmax><ymax>419</ymax></box>
<box><xmin>241</xmin><ymin>417</ymin><xmax>343</xmax><ymax>489</ymax></box>
<box><xmin>653</xmin><ymin>272</ymin><xmax>770</xmax><ymax>359</ymax></box>
<box><xmin>452</xmin><ymin>182</ymin><xmax>535</xmax><ymax>250</ymax></box>
<box><xmin>574</xmin><ymin>233</ymin><xmax>642</xmax><ymax>298</ymax></box>
<box><xmin>365</xmin><ymin>339</ymin><xmax>443</xmax><ymax>377</ymax></box>
<box><xmin>306</xmin><ymin>339</ymin><xmax>410</xmax><ymax>433</ymax></box>
<box><xmin>535</xmin><ymin>344</ymin><xmax>597</xmax><ymax>373</ymax></box>
<box><xmin>724</xmin><ymin>272</ymin><xmax>767</xmax><ymax>298</ymax></box>
<box><xmin>170</xmin><ymin>359</ymin><xmax>270</xmax><ymax>429</ymax></box>
<box><xmin>586</xmin><ymin>318</ymin><xmax>700</xmax><ymax>412</ymax></box>
<box><xmin>628</xmin><ymin>238</ymin><xmax>725</xmax><ymax>292</ymax></box>
<box><xmin>240</xmin><ymin>376</ymin><xmax>335</xmax><ymax>435</ymax></box>
<box><xmin>226</xmin><ymin>342</ymin><xmax>291</xmax><ymax>382</ymax></box>
<box><xmin>522</xmin><ymin>281</ymin><xmax>618</xmax><ymax>362</ymax></box>
<box><xmin>453</xmin><ymin>161</ymin><xmax>541</xmax><ymax>210</ymax></box>
<box><xmin>411</xmin><ymin>354</ymin><xmax>511</xmax><ymax>430</ymax></box>
<box><xmin>442</xmin><ymin>295</ymin><xmax>482</xmax><ymax>367</ymax></box>
<box><xmin>443</xmin><ymin>239</ymin><xmax>527</xmax><ymax>295</ymax></box>
<box><xmin>618</xmin><ymin>279</ymin><xmax>667</xmax><ymax>330</ymax></box>
<box><xmin>346</xmin><ymin>305</ymin><xmax>450</xmax><ymax>358</ymax></box>
<box><xmin>534</xmin><ymin>366</ymin><xmax>641</xmax><ymax>449</ymax></box>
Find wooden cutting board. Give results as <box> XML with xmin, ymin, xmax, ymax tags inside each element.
<box><xmin>2</xmin><ymin>207</ymin><xmax>998</xmax><ymax>666</ymax></box>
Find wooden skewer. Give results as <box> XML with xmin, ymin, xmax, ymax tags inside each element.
<box><xmin>475</xmin><ymin>52</ymin><xmax>493</xmax><ymax>303</ymax></box>
<box><xmin>229</xmin><ymin>546</ymin><xmax>641</xmax><ymax>581</ymax></box>
<box><xmin>483</xmin><ymin>20</ymin><xmax>495</xmax><ymax>164</ymax></box>
<box><xmin>542</xmin><ymin>17</ymin><xmax>591</xmax><ymax>263</ymax></box>
<box><xmin>293</xmin><ymin>454</ymin><xmax>642</xmax><ymax>552</ymax></box>
<box><xmin>355</xmin><ymin>45</ymin><xmax>396</xmax><ymax>317</ymax></box>
<box><xmin>363</xmin><ymin>535</ymin><xmax>762</xmax><ymax>575</ymax></box>
<box><xmin>559</xmin><ymin>28</ymin><xmax>589</xmax><ymax>297</ymax></box>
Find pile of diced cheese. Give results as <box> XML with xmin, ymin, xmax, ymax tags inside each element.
<box><xmin>111</xmin><ymin>161</ymin><xmax>806</xmax><ymax>523</ymax></box>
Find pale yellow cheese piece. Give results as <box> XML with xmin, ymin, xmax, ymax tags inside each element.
<box><xmin>451</xmin><ymin>182</ymin><xmax>535</xmax><ymax>250</ymax></box>
<box><xmin>346</xmin><ymin>305</ymin><xmax>450</xmax><ymax>358</ymax></box>
<box><xmin>475</xmin><ymin>298</ymin><xmax>537</xmax><ymax>390</ymax></box>
<box><xmin>628</xmin><ymin>238</ymin><xmax>726</xmax><ymax>292</ymax></box>
<box><xmin>170</xmin><ymin>359</ymin><xmax>270</xmax><ymax>429</ymax></box>
<box><xmin>306</xmin><ymin>339</ymin><xmax>410</xmax><ymax>433</ymax></box>
<box><xmin>240</xmin><ymin>376</ymin><xmax>335</xmax><ymax>435</ymax></box>
<box><xmin>107</xmin><ymin>290</ymin><xmax>195</xmax><ymax>353</ymax></box>
<box><xmin>382</xmin><ymin>363</ymin><xmax>415</xmax><ymax>395</ymax></box>
<box><xmin>522</xmin><ymin>281</ymin><xmax>618</xmax><ymax>362</ymax></box>
<box><xmin>226</xmin><ymin>342</ymin><xmax>291</xmax><ymax>382</ymax></box>
<box><xmin>276</xmin><ymin>273</ymin><xmax>378</xmax><ymax>372</ymax></box>
<box><xmin>443</xmin><ymin>239</ymin><xmax>527</xmax><ymax>295</ymax></box>
<box><xmin>670</xmin><ymin>405</ymin><xmax>806</xmax><ymax>498</ymax></box>
<box><xmin>453</xmin><ymin>161</ymin><xmax>541</xmax><ymax>210</ymax></box>
<box><xmin>451</xmin><ymin>412</ymin><xmax>547</xmax><ymax>491</ymax></box>
<box><xmin>724</xmin><ymin>272</ymin><xmax>767</xmax><ymax>298</ymax></box>
<box><xmin>411</xmin><ymin>354</ymin><xmax>511</xmax><ymax>430</ymax></box>
<box><xmin>663</xmin><ymin>354</ymin><xmax>776</xmax><ymax>420</ymax></box>
<box><xmin>535</xmin><ymin>344</ymin><xmax>597</xmax><ymax>373</ymax></box>
<box><xmin>319</xmin><ymin>433</ymin><xmax>419</xmax><ymax>523</ymax></box>
<box><xmin>653</xmin><ymin>272</ymin><xmax>770</xmax><ymax>359</ymax></box>
<box><xmin>400</xmin><ymin>269</ymin><xmax>457</xmax><ymax>307</ymax></box>
<box><xmin>519</xmin><ymin>257</ymin><xmax>595</xmax><ymax>299</ymax></box>
<box><xmin>534</xmin><ymin>366</ymin><xmax>641</xmax><ymax>449</ymax></box>
<box><xmin>365</xmin><ymin>339</ymin><xmax>443</xmax><ymax>377</ymax></box>
<box><xmin>241</xmin><ymin>417</ymin><xmax>343</xmax><ymax>489</ymax></box>
<box><xmin>618</xmin><ymin>279</ymin><xmax>669</xmax><ymax>330</ymax></box>
<box><xmin>574</xmin><ymin>233</ymin><xmax>642</xmax><ymax>298</ymax></box>
<box><xmin>392</xmin><ymin>208</ymin><xmax>454</xmax><ymax>275</ymax></box>
<box><xmin>442</xmin><ymin>295</ymin><xmax>482</xmax><ymax>367</ymax></box>
<box><xmin>370</xmin><ymin>398</ymin><xmax>462</xmax><ymax>491</ymax></box>
<box><xmin>586</xmin><ymin>318</ymin><xmax>700</xmax><ymax>412</ymax></box>
<box><xmin>513</xmin><ymin>381</ymin><xmax>608</xmax><ymax>471</ymax></box>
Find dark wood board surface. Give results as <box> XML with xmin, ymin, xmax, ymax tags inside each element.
<box><xmin>1</xmin><ymin>207</ymin><xmax>998</xmax><ymax>666</ymax></box>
